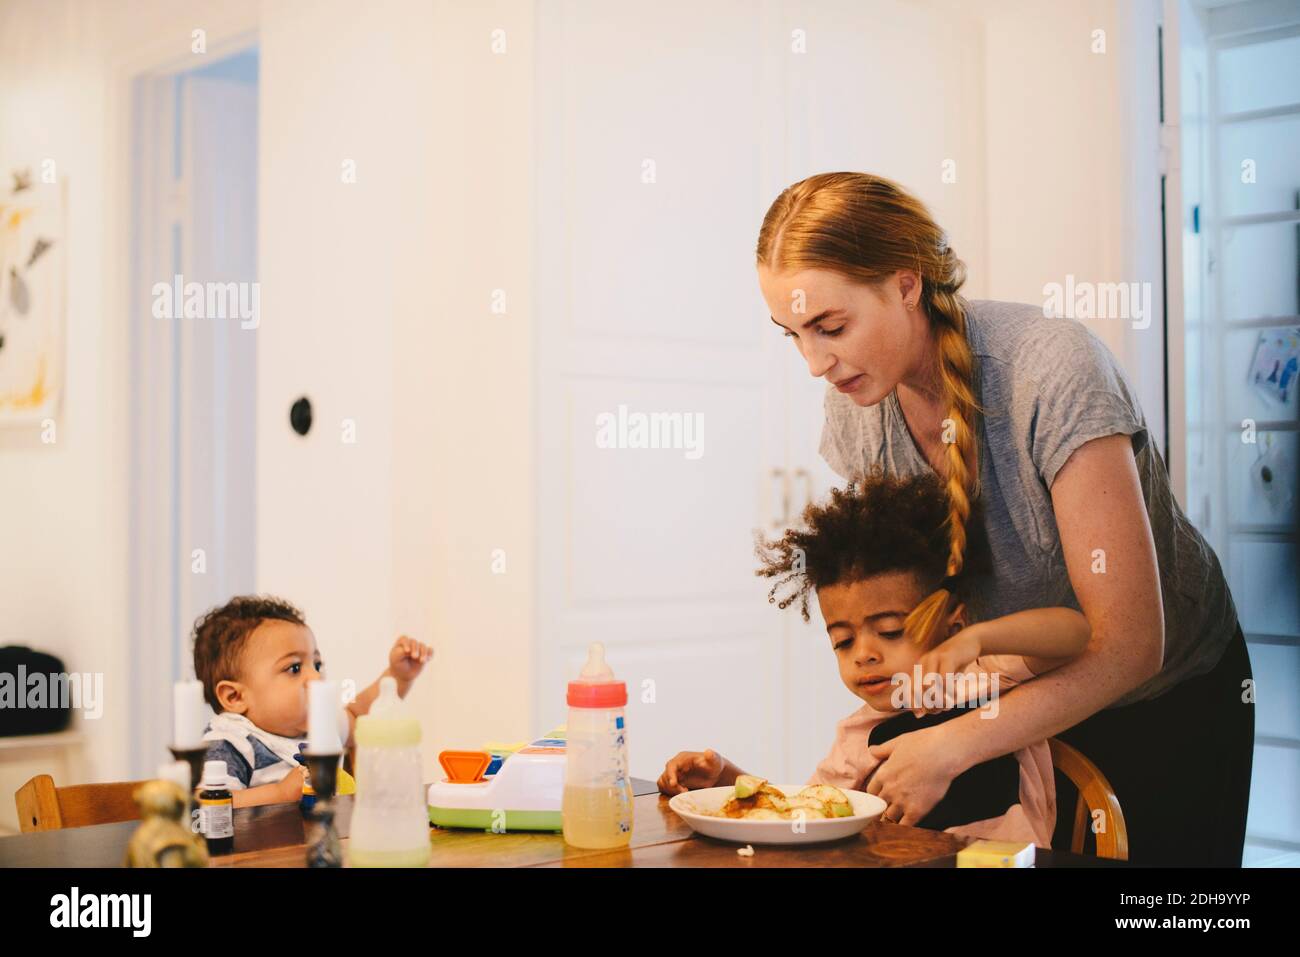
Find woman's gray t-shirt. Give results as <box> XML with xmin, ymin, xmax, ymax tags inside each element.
<box><xmin>818</xmin><ymin>298</ymin><xmax>1240</xmax><ymax>708</ymax></box>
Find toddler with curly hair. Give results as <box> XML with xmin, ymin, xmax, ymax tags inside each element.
<box><xmin>659</xmin><ymin>472</ymin><xmax>1089</xmax><ymax>847</ymax></box>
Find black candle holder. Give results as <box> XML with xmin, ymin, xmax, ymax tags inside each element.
<box><xmin>168</xmin><ymin>743</ymin><xmax>209</xmax><ymax>790</ymax></box>
<box><xmin>303</xmin><ymin>751</ymin><xmax>343</xmax><ymax>868</ymax></box>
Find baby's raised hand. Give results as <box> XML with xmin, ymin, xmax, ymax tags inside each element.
<box><xmin>389</xmin><ymin>636</ymin><xmax>433</xmax><ymax>684</ymax></box>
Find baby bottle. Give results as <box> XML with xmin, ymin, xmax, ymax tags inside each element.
<box><xmin>348</xmin><ymin>676</ymin><xmax>431</xmax><ymax>867</ymax></box>
<box><xmin>562</xmin><ymin>642</ymin><xmax>632</xmax><ymax>849</ymax></box>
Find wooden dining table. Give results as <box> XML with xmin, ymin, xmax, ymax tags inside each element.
<box><xmin>0</xmin><ymin>778</ymin><xmax>1121</xmax><ymax>867</ymax></box>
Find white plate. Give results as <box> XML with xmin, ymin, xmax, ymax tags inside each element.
<box><xmin>668</xmin><ymin>783</ymin><xmax>886</xmax><ymax>845</ymax></box>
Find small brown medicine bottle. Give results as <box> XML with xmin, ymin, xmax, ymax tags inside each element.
<box><xmin>198</xmin><ymin>760</ymin><xmax>235</xmax><ymax>854</ymax></box>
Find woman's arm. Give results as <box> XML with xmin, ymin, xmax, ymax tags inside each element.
<box><xmin>949</xmin><ymin>432</ymin><xmax>1164</xmax><ymax>756</ymax></box>
<box><xmin>964</xmin><ymin>606</ymin><xmax>1090</xmax><ymax>675</ymax></box>
<box><xmin>867</xmin><ymin>434</ymin><xmax>1165</xmax><ymax>823</ymax></box>
<box><xmin>911</xmin><ymin>607</ymin><xmax>1089</xmax><ymax>710</ymax></box>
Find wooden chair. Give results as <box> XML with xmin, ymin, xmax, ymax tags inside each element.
<box><xmin>14</xmin><ymin>773</ymin><xmax>151</xmax><ymax>833</ymax></box>
<box><xmin>1048</xmin><ymin>737</ymin><xmax>1129</xmax><ymax>861</ymax></box>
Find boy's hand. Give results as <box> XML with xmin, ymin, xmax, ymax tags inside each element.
<box><xmin>278</xmin><ymin>767</ymin><xmax>307</xmax><ymax>803</ymax></box>
<box><xmin>388</xmin><ymin>636</ymin><xmax>434</xmax><ymax>686</ymax></box>
<box><xmin>658</xmin><ymin>749</ymin><xmax>723</xmax><ymax>796</ymax></box>
<box><xmin>911</xmin><ymin>627</ymin><xmax>983</xmax><ymax>716</ymax></box>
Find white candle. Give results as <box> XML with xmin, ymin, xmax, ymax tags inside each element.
<box><xmin>172</xmin><ymin>680</ymin><xmax>208</xmax><ymax>749</ymax></box>
<box><xmin>157</xmin><ymin>760</ymin><xmax>191</xmax><ymax>793</ymax></box>
<box><xmin>308</xmin><ymin>681</ymin><xmax>340</xmax><ymax>753</ymax></box>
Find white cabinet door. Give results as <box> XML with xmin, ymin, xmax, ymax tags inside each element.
<box><xmin>535</xmin><ymin>0</ymin><xmax>786</xmax><ymax>781</ymax></box>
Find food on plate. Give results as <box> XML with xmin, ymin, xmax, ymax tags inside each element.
<box><xmin>708</xmin><ymin>777</ymin><xmax>854</xmax><ymax>821</ymax></box>
<box><xmin>798</xmin><ymin>784</ymin><xmax>854</xmax><ymax>817</ymax></box>
<box><xmin>733</xmin><ymin>774</ymin><xmax>764</xmax><ymax>799</ymax></box>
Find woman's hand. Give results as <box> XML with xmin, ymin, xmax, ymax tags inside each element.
<box><xmin>657</xmin><ymin>749</ymin><xmax>725</xmax><ymax>796</ymax></box>
<box><xmin>865</xmin><ymin>725</ymin><xmax>965</xmax><ymax>825</ymax></box>
<box><xmin>909</xmin><ymin>626</ymin><xmax>983</xmax><ymax>716</ymax></box>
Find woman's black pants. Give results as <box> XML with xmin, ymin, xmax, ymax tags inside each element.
<box><xmin>1052</xmin><ymin>625</ymin><xmax>1255</xmax><ymax>866</ymax></box>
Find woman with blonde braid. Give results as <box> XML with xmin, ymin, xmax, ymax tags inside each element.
<box><xmin>757</xmin><ymin>172</ymin><xmax>1253</xmax><ymax>866</ymax></box>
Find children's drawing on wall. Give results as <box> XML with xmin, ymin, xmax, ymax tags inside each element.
<box><xmin>1251</xmin><ymin>433</ymin><xmax>1294</xmax><ymax>519</ymax></box>
<box><xmin>1249</xmin><ymin>327</ymin><xmax>1299</xmax><ymax>407</ymax></box>
<box><xmin>1246</xmin><ymin>327</ymin><xmax>1299</xmax><ymax>521</ymax></box>
<box><xmin>0</xmin><ymin>166</ymin><xmax>66</xmax><ymax>425</ymax></box>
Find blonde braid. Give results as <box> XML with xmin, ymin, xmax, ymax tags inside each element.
<box><xmin>903</xmin><ymin>269</ymin><xmax>982</xmax><ymax>648</ymax></box>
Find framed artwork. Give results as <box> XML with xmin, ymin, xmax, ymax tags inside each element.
<box><xmin>0</xmin><ymin>166</ymin><xmax>66</xmax><ymax>425</ymax></box>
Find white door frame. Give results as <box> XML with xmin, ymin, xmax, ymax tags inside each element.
<box><xmin>107</xmin><ymin>15</ymin><xmax>258</xmax><ymax>777</ymax></box>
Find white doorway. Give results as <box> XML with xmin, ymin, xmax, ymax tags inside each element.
<box><xmin>127</xmin><ymin>47</ymin><xmax>259</xmax><ymax>777</ymax></box>
<box><xmin>1173</xmin><ymin>0</ymin><xmax>1300</xmax><ymax>866</ymax></box>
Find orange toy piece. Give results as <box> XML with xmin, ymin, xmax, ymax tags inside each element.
<box><xmin>439</xmin><ymin>750</ymin><xmax>491</xmax><ymax>783</ymax></box>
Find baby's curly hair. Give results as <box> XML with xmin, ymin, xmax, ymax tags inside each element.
<box><xmin>192</xmin><ymin>595</ymin><xmax>306</xmax><ymax>711</ymax></box>
<box><xmin>755</xmin><ymin>470</ymin><xmax>987</xmax><ymax>636</ymax></box>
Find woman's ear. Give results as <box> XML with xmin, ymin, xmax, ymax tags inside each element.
<box><xmin>215</xmin><ymin>679</ymin><xmax>247</xmax><ymax>714</ymax></box>
<box><xmin>895</xmin><ymin>269</ymin><xmax>922</xmax><ymax>308</ymax></box>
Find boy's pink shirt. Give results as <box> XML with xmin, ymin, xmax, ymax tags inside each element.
<box><xmin>807</xmin><ymin>654</ymin><xmax>1057</xmax><ymax>849</ymax></box>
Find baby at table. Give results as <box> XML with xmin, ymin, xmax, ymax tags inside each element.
<box><xmin>192</xmin><ymin>595</ymin><xmax>432</xmax><ymax>808</ymax></box>
<box><xmin>658</xmin><ymin>472</ymin><xmax>1090</xmax><ymax>848</ymax></box>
